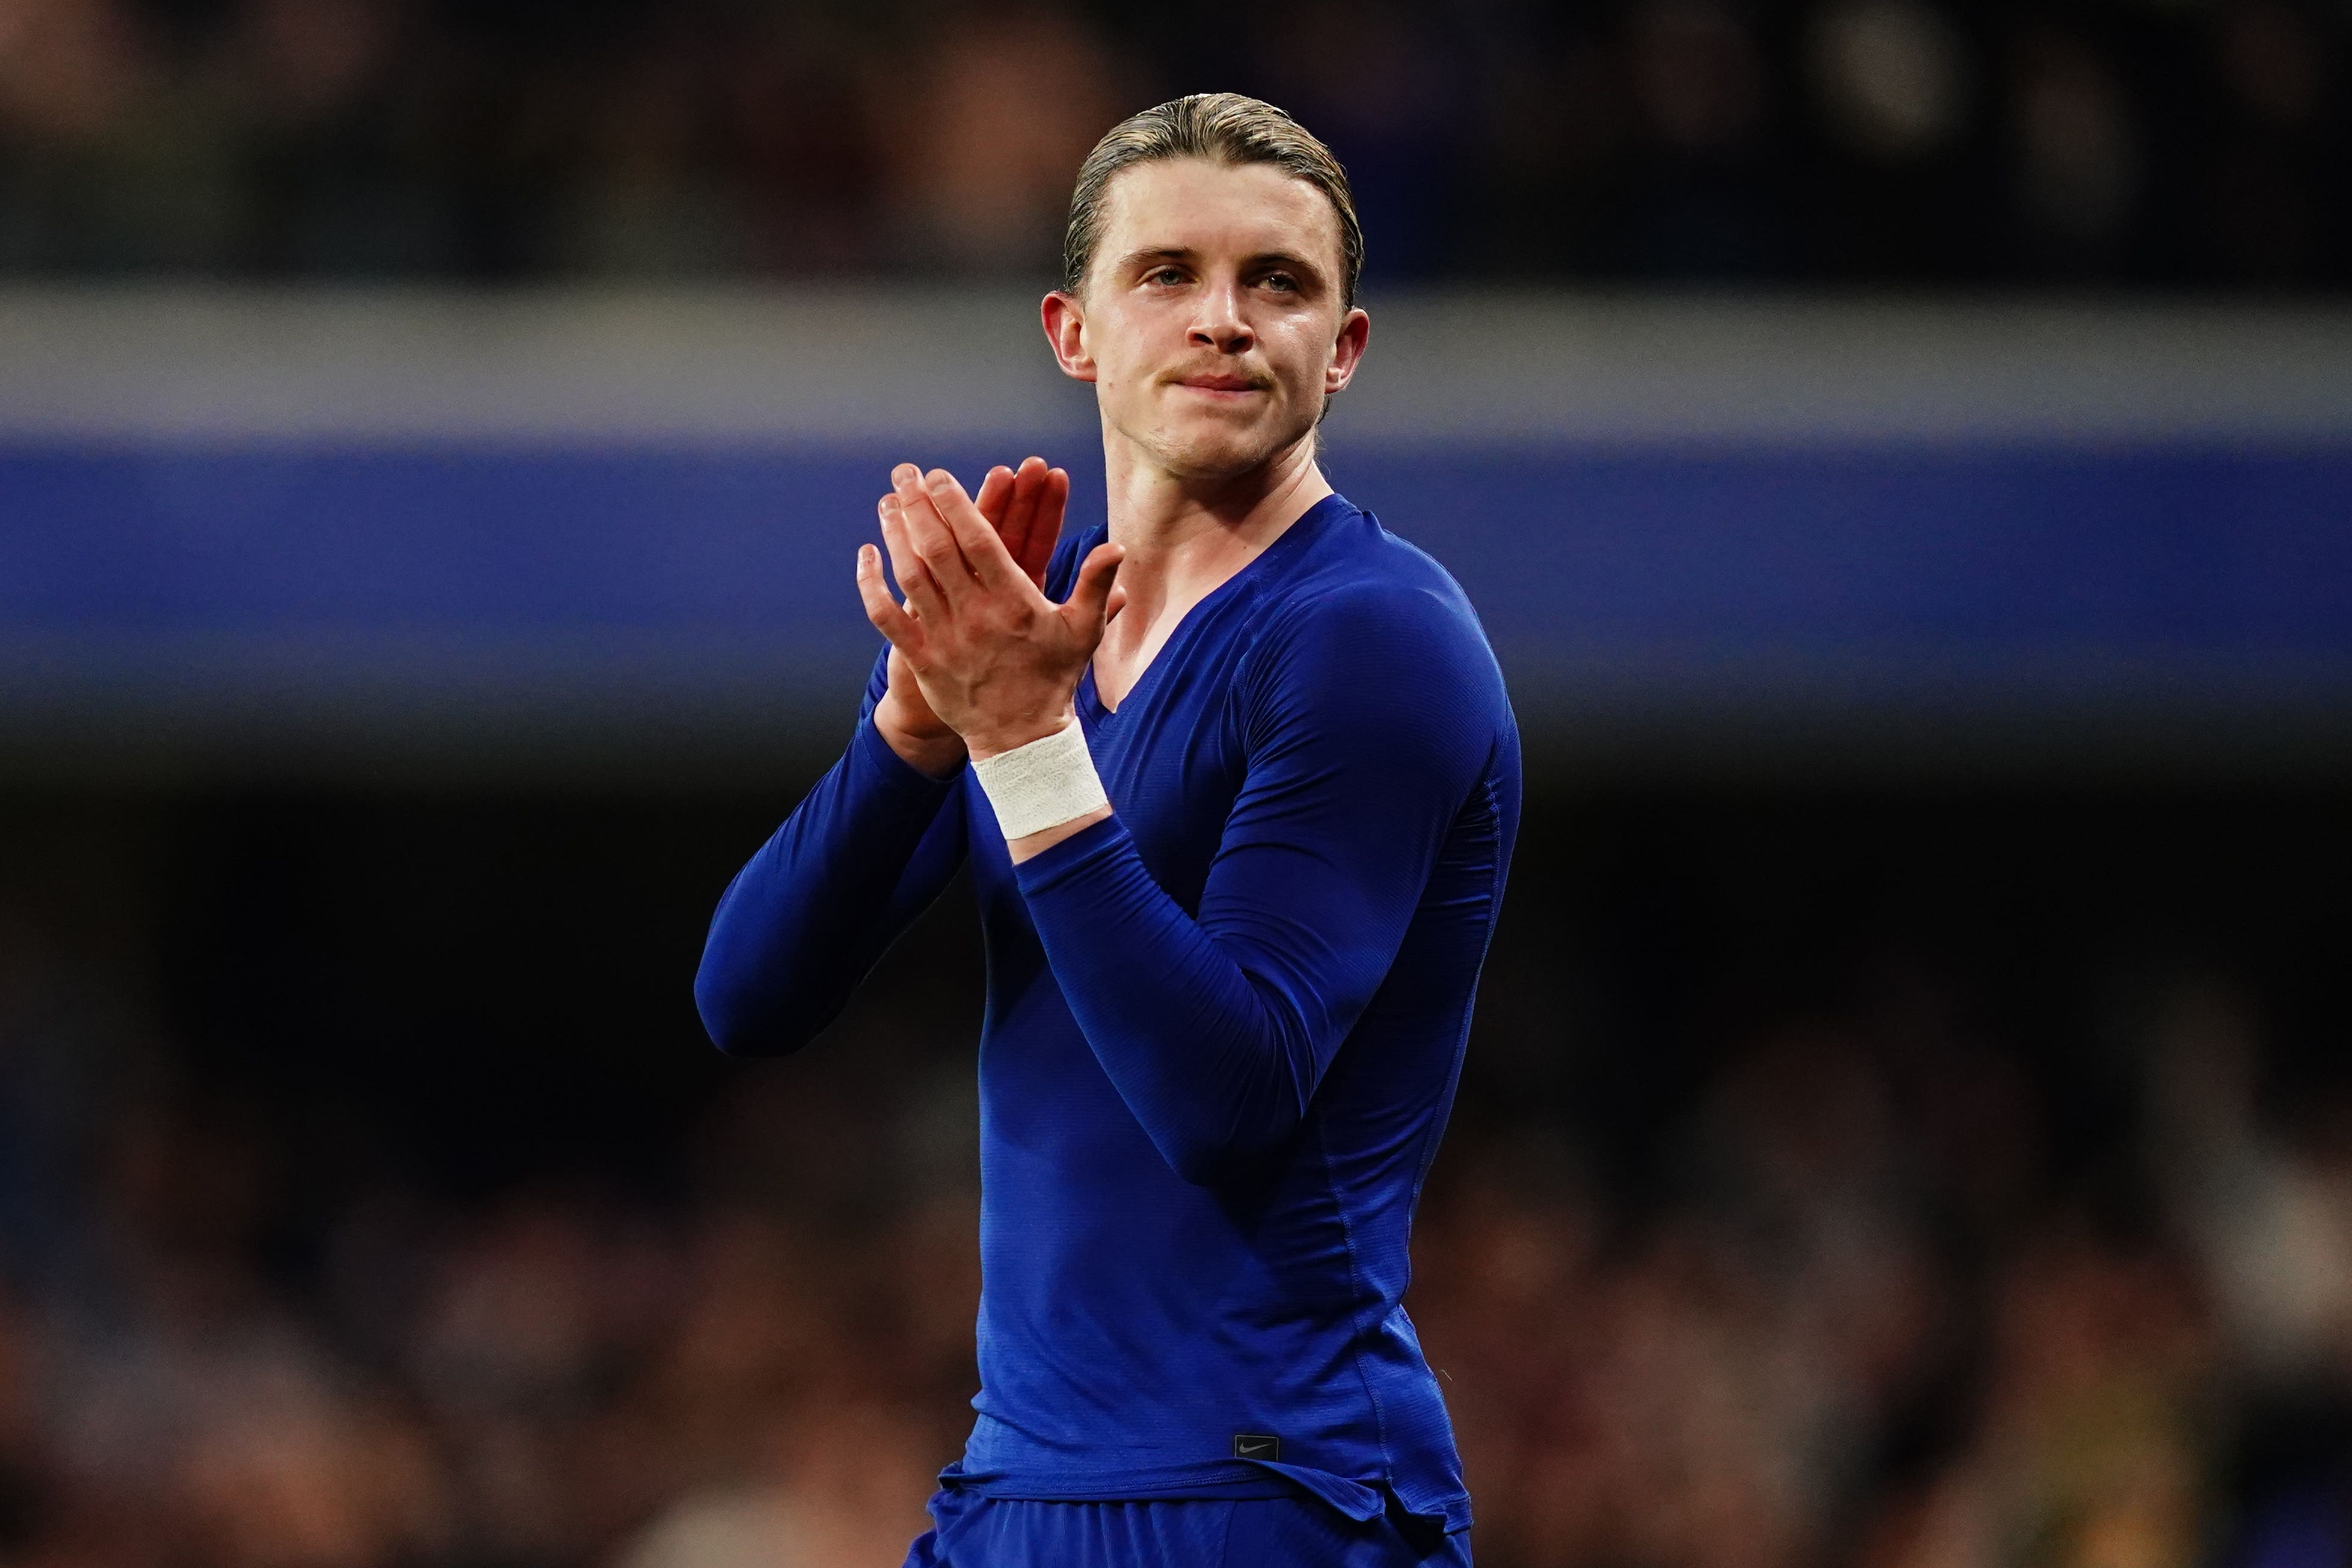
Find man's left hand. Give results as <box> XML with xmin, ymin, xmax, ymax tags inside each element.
<box><xmin>856</xmin><ymin>463</ymin><xmax>1125</xmax><ymax>760</ymax></box>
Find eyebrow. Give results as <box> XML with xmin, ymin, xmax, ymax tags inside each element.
<box><xmin>1115</xmin><ymin>246</ymin><xmax>1330</xmax><ymax>288</ymax></box>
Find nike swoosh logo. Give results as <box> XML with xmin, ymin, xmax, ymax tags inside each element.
<box><xmin>1235</xmin><ymin>1439</ymin><xmax>1276</xmax><ymax>1457</ymax></box>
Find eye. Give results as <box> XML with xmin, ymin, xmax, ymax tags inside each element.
<box><xmin>1260</xmin><ymin>271</ymin><xmax>1301</xmax><ymax>293</ymax></box>
<box><xmin>1146</xmin><ymin>266</ymin><xmax>1186</xmax><ymax>286</ymax></box>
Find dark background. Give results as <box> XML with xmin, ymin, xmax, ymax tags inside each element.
<box><xmin>61</xmin><ymin>776</ymin><xmax>2347</xmax><ymax>1204</ymax></box>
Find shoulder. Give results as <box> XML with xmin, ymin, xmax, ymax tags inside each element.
<box><xmin>1255</xmin><ymin>507</ymin><xmax>1503</xmax><ymax>695</ymax></box>
<box><xmin>1242</xmin><ymin>507</ymin><xmax>1511</xmax><ymax>752</ymax></box>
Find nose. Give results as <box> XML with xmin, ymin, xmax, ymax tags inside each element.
<box><xmin>1187</xmin><ymin>281</ymin><xmax>1254</xmax><ymax>355</ymax></box>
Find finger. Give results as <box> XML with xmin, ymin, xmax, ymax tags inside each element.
<box><xmin>856</xmin><ymin>544</ymin><xmax>922</xmax><ymax>654</ymax></box>
<box><xmin>892</xmin><ymin>463</ymin><xmax>977</xmax><ymax>600</ymax></box>
<box><xmin>875</xmin><ymin>495</ymin><xmax>925</xmax><ymax>603</ymax></box>
<box><xmin>997</xmin><ymin>457</ymin><xmax>1049</xmax><ymax>583</ymax></box>
<box><xmin>925</xmin><ymin>468</ymin><xmax>1026</xmax><ymax>594</ymax></box>
<box><xmin>974</xmin><ymin>464</ymin><xmax>1015</xmax><ymax>528</ymax></box>
<box><xmin>880</xmin><ymin>503</ymin><xmax>950</xmax><ymax>623</ymax></box>
<box><xmin>1020</xmin><ymin>465</ymin><xmax>1070</xmax><ymax>587</ymax></box>
<box><xmin>1059</xmin><ymin>540</ymin><xmax>1124</xmax><ymax>644</ymax></box>
<box><xmin>1105</xmin><ymin>582</ymin><xmax>1129</xmax><ymax>623</ymax></box>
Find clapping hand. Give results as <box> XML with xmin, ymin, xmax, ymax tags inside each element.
<box><xmin>859</xmin><ymin>459</ymin><xmax>1124</xmax><ymax>772</ymax></box>
<box><xmin>865</xmin><ymin>456</ymin><xmax>1129</xmax><ymax>776</ymax></box>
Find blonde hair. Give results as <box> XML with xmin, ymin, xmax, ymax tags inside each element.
<box><xmin>1062</xmin><ymin>93</ymin><xmax>1364</xmax><ymax>307</ymax></box>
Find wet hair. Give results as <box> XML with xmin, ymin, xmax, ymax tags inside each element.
<box><xmin>1062</xmin><ymin>93</ymin><xmax>1363</xmax><ymax>307</ymax></box>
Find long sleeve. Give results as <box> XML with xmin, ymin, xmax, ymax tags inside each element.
<box><xmin>695</xmin><ymin>653</ymin><xmax>970</xmax><ymax>1056</ymax></box>
<box><xmin>1011</xmin><ymin>582</ymin><xmax>1505</xmax><ymax>1185</ymax></box>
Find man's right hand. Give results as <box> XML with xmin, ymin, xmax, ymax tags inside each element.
<box><xmin>871</xmin><ymin>456</ymin><xmax>1070</xmax><ymax>777</ymax></box>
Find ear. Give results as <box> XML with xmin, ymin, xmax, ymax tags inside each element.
<box><xmin>1324</xmin><ymin>306</ymin><xmax>1370</xmax><ymax>396</ymax></box>
<box><xmin>1041</xmin><ymin>292</ymin><xmax>1097</xmax><ymax>384</ymax></box>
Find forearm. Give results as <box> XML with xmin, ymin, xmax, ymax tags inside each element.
<box><xmin>1014</xmin><ymin>818</ymin><xmax>1332</xmax><ymax>1184</ymax></box>
<box><xmin>696</xmin><ymin>718</ymin><xmax>964</xmax><ymax>1055</ymax></box>
<box><xmin>873</xmin><ymin>685</ymin><xmax>967</xmax><ymax>780</ymax></box>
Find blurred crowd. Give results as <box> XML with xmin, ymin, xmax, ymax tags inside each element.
<box><xmin>4</xmin><ymin>905</ymin><xmax>2352</xmax><ymax>1568</ymax></box>
<box><xmin>1416</xmin><ymin>985</ymin><xmax>2352</xmax><ymax>1568</ymax></box>
<box><xmin>0</xmin><ymin>0</ymin><xmax>2344</xmax><ymax>287</ymax></box>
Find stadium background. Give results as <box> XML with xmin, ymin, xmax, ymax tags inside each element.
<box><xmin>2</xmin><ymin>3</ymin><xmax>2351</xmax><ymax>1566</ymax></box>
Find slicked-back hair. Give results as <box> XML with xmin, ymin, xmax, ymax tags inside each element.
<box><xmin>1062</xmin><ymin>93</ymin><xmax>1364</xmax><ymax>308</ymax></box>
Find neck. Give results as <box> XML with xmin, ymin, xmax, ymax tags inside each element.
<box><xmin>1100</xmin><ymin>427</ymin><xmax>1332</xmax><ymax>608</ymax></box>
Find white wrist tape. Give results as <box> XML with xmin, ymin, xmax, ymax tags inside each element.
<box><xmin>970</xmin><ymin>721</ymin><xmax>1109</xmax><ymax>841</ymax></box>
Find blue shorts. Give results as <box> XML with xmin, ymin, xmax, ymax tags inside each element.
<box><xmin>902</xmin><ymin>1487</ymin><xmax>1474</xmax><ymax>1567</ymax></box>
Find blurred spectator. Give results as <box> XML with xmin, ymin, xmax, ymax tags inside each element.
<box><xmin>1807</xmin><ymin>0</ymin><xmax>1970</xmax><ymax>167</ymax></box>
<box><xmin>0</xmin><ymin>0</ymin><xmax>2345</xmax><ymax>287</ymax></box>
<box><xmin>2197</xmin><ymin>0</ymin><xmax>2338</xmax><ymax>285</ymax></box>
<box><xmin>2007</xmin><ymin>25</ymin><xmax>2142</xmax><ymax>275</ymax></box>
<box><xmin>874</xmin><ymin>7</ymin><xmax>1130</xmax><ymax>273</ymax></box>
<box><xmin>1618</xmin><ymin>0</ymin><xmax>1790</xmax><ymax>278</ymax></box>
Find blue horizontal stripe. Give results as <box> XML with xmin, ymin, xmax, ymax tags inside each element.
<box><xmin>2</xmin><ymin>439</ymin><xmax>2346</xmax><ymax>709</ymax></box>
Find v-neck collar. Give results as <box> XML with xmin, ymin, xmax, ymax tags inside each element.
<box><xmin>1078</xmin><ymin>493</ymin><xmax>1351</xmax><ymax>726</ymax></box>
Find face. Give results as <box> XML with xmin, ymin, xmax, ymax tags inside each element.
<box><xmin>1044</xmin><ymin>158</ymin><xmax>1370</xmax><ymax>482</ymax></box>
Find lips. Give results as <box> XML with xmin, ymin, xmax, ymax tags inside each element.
<box><xmin>1175</xmin><ymin>375</ymin><xmax>1266</xmax><ymax>394</ymax></box>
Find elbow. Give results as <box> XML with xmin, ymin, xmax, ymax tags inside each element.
<box><xmin>1144</xmin><ymin>1027</ymin><xmax>1318</xmax><ymax>1187</ymax></box>
<box><xmin>693</xmin><ymin>978</ymin><xmax>763</xmax><ymax>1058</ymax></box>
<box><xmin>1156</xmin><ymin>1115</ymin><xmax>1295</xmax><ymax>1189</ymax></box>
<box><xmin>1164</xmin><ymin>1140</ymin><xmax>1250</xmax><ymax>1189</ymax></box>
<box><xmin>694</xmin><ymin>957</ymin><xmax>816</xmax><ymax>1059</ymax></box>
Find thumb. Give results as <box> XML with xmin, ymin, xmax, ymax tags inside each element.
<box><xmin>1059</xmin><ymin>541</ymin><xmax>1124</xmax><ymax>641</ymax></box>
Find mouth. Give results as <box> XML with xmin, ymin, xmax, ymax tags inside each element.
<box><xmin>1172</xmin><ymin>375</ymin><xmax>1268</xmax><ymax>400</ymax></box>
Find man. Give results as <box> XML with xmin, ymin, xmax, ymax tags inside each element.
<box><xmin>696</xmin><ymin>93</ymin><xmax>1519</xmax><ymax>1566</ymax></box>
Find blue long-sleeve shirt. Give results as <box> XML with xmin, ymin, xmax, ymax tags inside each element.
<box><xmin>696</xmin><ymin>493</ymin><xmax>1520</xmax><ymax>1533</ymax></box>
